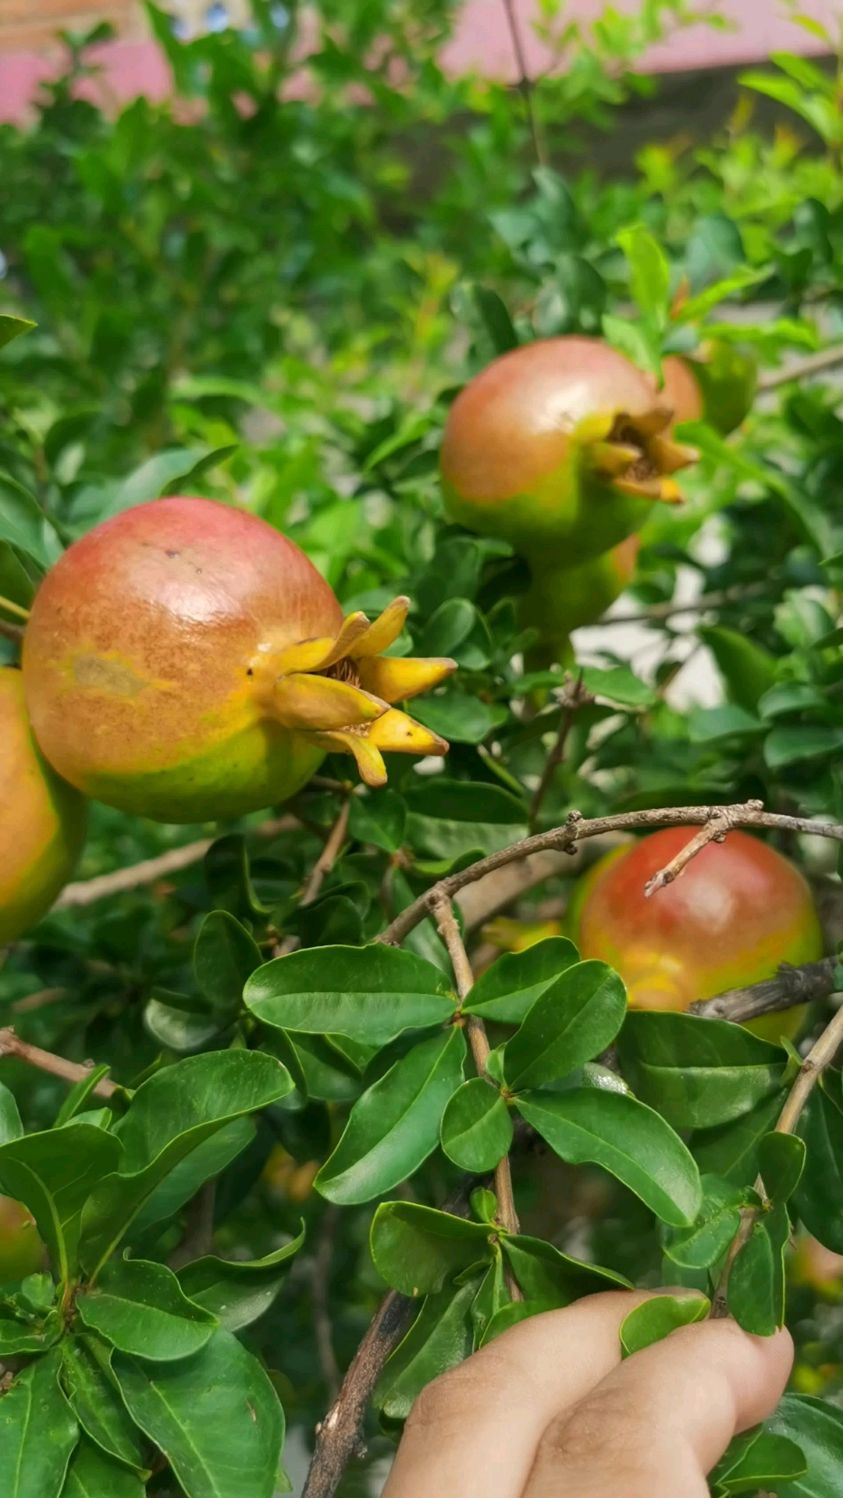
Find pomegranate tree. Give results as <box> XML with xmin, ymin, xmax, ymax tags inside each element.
<box><xmin>22</xmin><ymin>498</ymin><xmax>455</xmax><ymax>823</ymax></box>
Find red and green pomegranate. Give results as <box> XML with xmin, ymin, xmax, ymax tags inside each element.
<box><xmin>0</xmin><ymin>668</ymin><xmax>87</xmax><ymax>944</ymax></box>
<box><xmin>441</xmin><ymin>336</ymin><xmax>697</xmax><ymax>568</ymax></box>
<box><xmin>661</xmin><ymin>340</ymin><xmax>757</xmax><ymax>437</ymax></box>
<box><xmin>570</xmin><ymin>827</ymin><xmax>823</xmax><ymax>1042</ymax></box>
<box><xmin>23</xmin><ymin>497</ymin><xmax>455</xmax><ymax>824</ymax></box>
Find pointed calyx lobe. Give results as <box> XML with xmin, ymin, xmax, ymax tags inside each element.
<box><xmin>22</xmin><ymin>497</ymin><xmax>455</xmax><ymax>822</ymax></box>
<box><xmin>441</xmin><ymin>335</ymin><xmax>698</xmax><ymax>565</ymax></box>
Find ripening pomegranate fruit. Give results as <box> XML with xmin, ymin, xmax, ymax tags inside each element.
<box><xmin>570</xmin><ymin>828</ymin><xmax>823</xmax><ymax>1042</ymax></box>
<box><xmin>441</xmin><ymin>337</ymin><xmax>697</xmax><ymax>567</ymax></box>
<box><xmin>23</xmin><ymin>498</ymin><xmax>455</xmax><ymax>823</ymax></box>
<box><xmin>0</xmin><ymin>1195</ymin><xmax>45</xmax><ymax>1282</ymax></box>
<box><xmin>0</xmin><ymin>668</ymin><xmax>87</xmax><ymax>943</ymax></box>
<box><xmin>661</xmin><ymin>341</ymin><xmax>757</xmax><ymax>436</ymax></box>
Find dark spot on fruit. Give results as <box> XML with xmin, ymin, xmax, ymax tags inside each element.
<box><xmin>246</xmin><ymin>667</ymin><xmax>254</xmax><ymax>677</ymax></box>
<box><xmin>165</xmin><ymin>550</ymin><xmax>180</xmax><ymax>559</ymax></box>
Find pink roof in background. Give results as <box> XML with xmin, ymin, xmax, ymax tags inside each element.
<box><xmin>0</xmin><ymin>0</ymin><xmax>838</xmax><ymax>124</ymax></box>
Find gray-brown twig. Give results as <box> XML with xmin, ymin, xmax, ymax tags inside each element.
<box><xmin>501</xmin><ymin>0</ymin><xmax>545</xmax><ymax>166</ymax></box>
<box><xmin>0</xmin><ymin>618</ymin><xmax>23</xmax><ymax>644</ymax></box>
<box><xmin>274</xmin><ymin>797</ymin><xmax>352</xmax><ymax>957</ymax></box>
<box><xmin>692</xmin><ymin>957</ymin><xmax>839</xmax><ymax>1024</ymax></box>
<box><xmin>379</xmin><ymin>802</ymin><xmax>843</xmax><ymax>947</ymax></box>
<box><xmin>0</xmin><ymin>1027</ymin><xmax>118</xmax><ymax>1098</ymax></box>
<box><xmin>644</xmin><ymin>801</ymin><xmax>763</xmax><ymax>897</ymax></box>
<box><xmin>760</xmin><ymin>343</ymin><xmax>843</xmax><ymax>391</ymax></box>
<box><xmin>432</xmin><ymin>896</ymin><xmax>522</xmax><ymax>1258</ymax></box>
<box><xmin>55</xmin><ymin>816</ymin><xmax>296</xmax><ymax>909</ymax></box>
<box><xmin>529</xmin><ymin>673</ymin><xmax>593</xmax><ymax>831</ymax></box>
<box><xmin>711</xmin><ymin>994</ymin><xmax>843</xmax><ymax>1318</ymax></box>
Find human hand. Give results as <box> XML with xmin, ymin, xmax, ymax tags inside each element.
<box><xmin>384</xmin><ymin>1290</ymin><xmax>793</xmax><ymax>1497</ymax></box>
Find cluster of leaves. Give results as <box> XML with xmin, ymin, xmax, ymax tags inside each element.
<box><xmin>1</xmin><ymin>2</ymin><xmax>843</xmax><ymax>1495</ymax></box>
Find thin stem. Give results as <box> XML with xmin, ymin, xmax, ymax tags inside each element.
<box><xmin>275</xmin><ymin>797</ymin><xmax>352</xmax><ymax>956</ymax></box>
<box><xmin>760</xmin><ymin>343</ymin><xmax>843</xmax><ymax>390</ymax></box>
<box><xmin>711</xmin><ymin>996</ymin><xmax>843</xmax><ymax>1318</ymax></box>
<box><xmin>0</xmin><ymin>1027</ymin><xmax>118</xmax><ymax>1098</ymax></box>
<box><xmin>691</xmin><ymin>957</ymin><xmax>838</xmax><ymax>1025</ymax></box>
<box><xmin>56</xmin><ymin>815</ymin><xmax>297</xmax><ymax>909</ymax></box>
<box><xmin>0</xmin><ymin>617</ymin><xmax>24</xmax><ymax>644</ymax></box>
<box><xmin>529</xmin><ymin>673</ymin><xmax>593</xmax><ymax>831</ymax></box>
<box><xmin>432</xmin><ymin>896</ymin><xmax>522</xmax><ymax>1247</ymax></box>
<box><xmin>501</xmin><ymin>0</ymin><xmax>546</xmax><ymax>166</ymax></box>
<box><xmin>0</xmin><ymin>594</ymin><xmax>30</xmax><ymax>623</ymax></box>
<box><xmin>379</xmin><ymin>802</ymin><xmax>843</xmax><ymax>947</ymax></box>
<box><xmin>605</xmin><ymin>583</ymin><xmax>766</xmax><ymax>627</ymax></box>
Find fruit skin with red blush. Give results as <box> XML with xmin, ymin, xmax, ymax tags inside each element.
<box><xmin>569</xmin><ymin>827</ymin><xmax>823</xmax><ymax>1043</ymax></box>
<box><xmin>0</xmin><ymin>1195</ymin><xmax>45</xmax><ymax>1282</ymax></box>
<box><xmin>0</xmin><ymin>667</ymin><xmax>87</xmax><ymax>944</ymax></box>
<box><xmin>441</xmin><ymin>336</ymin><xmax>696</xmax><ymax>569</ymax></box>
<box><xmin>661</xmin><ymin>341</ymin><xmax>757</xmax><ymax>436</ymax></box>
<box><xmin>22</xmin><ymin>497</ymin><xmax>455</xmax><ymax>824</ymax></box>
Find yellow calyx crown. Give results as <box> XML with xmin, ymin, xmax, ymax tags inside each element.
<box><xmin>578</xmin><ymin>408</ymin><xmax>699</xmax><ymax>503</ymax></box>
<box><xmin>261</xmin><ymin>596</ymin><xmax>456</xmax><ymax>786</ymax></box>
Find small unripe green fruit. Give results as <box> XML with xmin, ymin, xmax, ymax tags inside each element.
<box><xmin>570</xmin><ymin>828</ymin><xmax>823</xmax><ymax>1043</ymax></box>
<box><xmin>520</xmin><ymin>535</ymin><xmax>639</xmax><ymax>658</ymax></box>
<box><xmin>442</xmin><ymin>337</ymin><xmax>696</xmax><ymax>568</ymax></box>
<box><xmin>23</xmin><ymin>498</ymin><xmax>455</xmax><ymax>823</ymax></box>
<box><xmin>0</xmin><ymin>1195</ymin><xmax>44</xmax><ymax>1282</ymax></box>
<box><xmin>0</xmin><ymin>668</ymin><xmax>87</xmax><ymax>943</ymax></box>
<box><xmin>662</xmin><ymin>341</ymin><xmax>757</xmax><ymax>437</ymax></box>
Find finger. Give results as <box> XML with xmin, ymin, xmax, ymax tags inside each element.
<box><xmin>383</xmin><ymin>1290</ymin><xmax>703</xmax><ymax>1498</ymax></box>
<box><xmin>525</xmin><ymin>1318</ymin><xmax>794</xmax><ymax>1498</ymax></box>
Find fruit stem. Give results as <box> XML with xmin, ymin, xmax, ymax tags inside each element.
<box><xmin>432</xmin><ymin>894</ymin><xmax>523</xmax><ymax>1269</ymax></box>
<box><xmin>0</xmin><ymin>1026</ymin><xmax>119</xmax><ymax>1099</ymax></box>
<box><xmin>0</xmin><ymin>594</ymin><xmax>29</xmax><ymax>623</ymax></box>
<box><xmin>273</xmin><ymin>795</ymin><xmax>353</xmax><ymax>956</ymax></box>
<box><xmin>529</xmin><ymin>672</ymin><xmax>594</xmax><ymax>832</ymax></box>
<box><xmin>711</xmin><ymin>994</ymin><xmax>843</xmax><ymax>1320</ymax></box>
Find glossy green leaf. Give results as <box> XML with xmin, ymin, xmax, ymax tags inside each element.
<box><xmin>502</xmin><ymin>1233</ymin><xmax>629</xmax><ymax>1303</ymax></box>
<box><xmin>193</xmin><ymin>910</ymin><xmax>261</xmax><ymax>1016</ymax></box>
<box><xmin>663</xmin><ymin>1175</ymin><xmax>745</xmax><ymax>1270</ymax></box>
<box><xmin>692</xmin><ymin>1093</ymin><xmax>786</xmax><ymax>1187</ymax></box>
<box><xmin>463</xmin><ymin>938</ymin><xmax>580</xmax><ymax>1023</ymax></box>
<box><xmin>617</xmin><ymin>1013</ymin><xmax>787</xmax><ymax>1129</ymax></box>
<box><xmin>0</xmin><ymin>472</ymin><xmax>62</xmax><ymax>568</ymax></box>
<box><xmin>440</xmin><ymin>1079</ymin><xmax>513</xmax><ymax>1171</ymax></box>
<box><xmin>619</xmin><ymin>1292</ymin><xmax>709</xmax><ymax>1357</ymax></box>
<box><xmin>728</xmin><ymin>1200</ymin><xmax>790</xmax><ymax>1334</ymax></box>
<box><xmin>371</xmin><ymin>1201</ymin><xmax>492</xmax><ymax>1296</ymax></box>
<box><xmin>517</xmin><ymin>1089</ymin><xmax>702</xmax><ymax>1226</ymax></box>
<box><xmin>245</xmin><ymin>945</ymin><xmax>455</xmax><ymax>1043</ymax></box>
<box><xmin>0</xmin><ymin>1083</ymin><xmax>23</xmax><ymax>1143</ymax></box>
<box><xmin>203</xmin><ymin>835</ymin><xmax>270</xmax><ymax>920</ymax></box>
<box><xmin>61</xmin><ymin>1336</ymin><xmax>145</xmax><ymax>1470</ymax></box>
<box><xmin>144</xmin><ymin>995</ymin><xmax>224</xmax><ymax>1053</ymax></box>
<box><xmin>470</xmin><ymin>1249</ymin><xmax>508</xmax><ymax>1343</ymax></box>
<box><xmin>480</xmin><ymin>1300</ymin><xmax>544</xmax><ymax>1345</ymax></box>
<box><xmin>78</xmin><ymin>1257</ymin><xmax>217</xmax><ymax>1360</ymax></box>
<box><xmin>0</xmin><ymin>1350</ymin><xmax>79</xmax><ymax>1498</ymax></box>
<box><xmin>793</xmin><ymin>1084</ymin><xmax>843</xmax><ymax>1253</ymax></box>
<box><xmin>0</xmin><ymin>314</ymin><xmax>36</xmax><ymax>350</ymax></box>
<box><xmin>0</xmin><ymin>1124</ymin><xmax>122</xmax><ymax>1284</ymax></box>
<box><xmin>130</xmin><ymin>1116</ymin><xmax>254</xmax><ymax>1236</ymax></box>
<box><xmin>114</xmin><ymin>1329</ymin><xmax>284</xmax><ymax>1498</ymax></box>
<box><xmin>80</xmin><ymin>1051</ymin><xmax>292</xmax><ymax>1273</ymax></box>
<box><xmin>104</xmin><ymin>446</ymin><xmax>237</xmax><ymax>515</ymax></box>
<box><xmin>315</xmin><ymin>1028</ymin><xmax>466</xmax><ymax>1204</ymax></box>
<box><xmin>0</xmin><ymin>1310</ymin><xmax>61</xmax><ymax>1353</ymax></box>
<box><xmin>758</xmin><ymin>1131</ymin><xmax>805</xmax><ymax>1203</ymax></box>
<box><xmin>698</xmin><ymin>625</ymin><xmax>778</xmax><ymax>711</ymax></box>
<box><xmin>502</xmin><ymin>960</ymin><xmax>626</xmax><ymax>1090</ymax></box>
<box><xmin>54</xmin><ymin>1071</ymin><xmax>114</xmax><ymax>1128</ymax></box>
<box><xmin>767</xmin><ymin>1394</ymin><xmax>843</xmax><ymax>1496</ymax></box>
<box><xmin>178</xmin><ymin>1224</ymin><xmax>305</xmax><ymax>1331</ymax></box>
<box><xmin>62</xmin><ymin>1438</ymin><xmax>146</xmax><ymax>1498</ymax></box>
<box><xmin>374</xmin><ymin>1280</ymin><xmax>478</xmax><ymax>1422</ymax></box>
<box><xmin>403</xmin><ymin>776</ymin><xmax>526</xmax><ymax>861</ymax></box>
<box><xmin>710</xmin><ymin>1427</ymin><xmax>807</xmax><ymax>1495</ymax></box>
<box><xmin>348</xmin><ymin>788</ymin><xmax>407</xmax><ymax>853</ymax></box>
